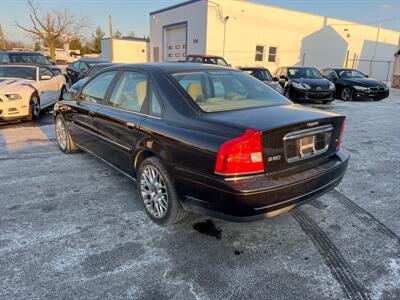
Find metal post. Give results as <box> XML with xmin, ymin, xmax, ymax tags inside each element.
<box><xmin>222</xmin><ymin>16</ymin><xmax>229</xmax><ymax>57</ymax></box>
<box><xmin>352</xmin><ymin>52</ymin><xmax>356</xmax><ymax>68</ymax></box>
<box><xmin>109</xmin><ymin>15</ymin><xmax>114</xmax><ymax>62</ymax></box>
<box><xmin>370</xmin><ymin>21</ymin><xmax>382</xmax><ymax>76</ymax></box>
<box><xmin>345</xmin><ymin>50</ymin><xmax>349</xmax><ymax>68</ymax></box>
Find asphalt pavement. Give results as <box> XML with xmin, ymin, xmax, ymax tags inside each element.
<box><xmin>1</xmin><ymin>91</ymin><xmax>399</xmax><ymax>299</ymax></box>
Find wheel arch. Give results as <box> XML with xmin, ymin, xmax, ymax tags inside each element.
<box><xmin>133</xmin><ymin>139</ymin><xmax>173</xmax><ymax>173</ymax></box>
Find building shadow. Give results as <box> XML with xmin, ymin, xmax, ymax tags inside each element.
<box><xmin>295</xmin><ymin>25</ymin><xmax>348</xmax><ymax>68</ymax></box>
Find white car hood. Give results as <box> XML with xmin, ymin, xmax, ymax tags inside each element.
<box><xmin>0</xmin><ymin>78</ymin><xmax>35</xmax><ymax>94</ymax></box>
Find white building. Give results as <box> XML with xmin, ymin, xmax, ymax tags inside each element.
<box><xmin>100</xmin><ymin>37</ymin><xmax>150</xmax><ymax>63</ymax></box>
<box><xmin>149</xmin><ymin>0</ymin><xmax>400</xmax><ymax>82</ymax></box>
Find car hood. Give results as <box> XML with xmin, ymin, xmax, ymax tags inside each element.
<box><xmin>0</xmin><ymin>78</ymin><xmax>35</xmax><ymax>94</ymax></box>
<box><xmin>290</xmin><ymin>78</ymin><xmax>331</xmax><ymax>90</ymax></box>
<box><xmin>201</xmin><ymin>104</ymin><xmax>339</xmax><ymax>132</ymax></box>
<box><xmin>341</xmin><ymin>77</ymin><xmax>387</xmax><ymax>88</ymax></box>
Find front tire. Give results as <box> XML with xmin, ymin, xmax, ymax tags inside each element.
<box><xmin>27</xmin><ymin>93</ymin><xmax>40</xmax><ymax>121</ymax></box>
<box><xmin>55</xmin><ymin>114</ymin><xmax>78</xmax><ymax>153</ymax></box>
<box><xmin>138</xmin><ymin>157</ymin><xmax>188</xmax><ymax>225</ymax></box>
<box><xmin>341</xmin><ymin>87</ymin><xmax>352</xmax><ymax>101</ymax></box>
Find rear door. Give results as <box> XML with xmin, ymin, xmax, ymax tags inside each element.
<box><xmin>96</xmin><ymin>70</ymin><xmax>149</xmax><ymax>174</ymax></box>
<box><xmin>37</xmin><ymin>67</ymin><xmax>59</xmax><ymax>107</ymax></box>
<box><xmin>68</xmin><ymin>70</ymin><xmax>118</xmax><ymax>153</ymax></box>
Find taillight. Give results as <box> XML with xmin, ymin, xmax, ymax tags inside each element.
<box><xmin>214</xmin><ymin>129</ymin><xmax>264</xmax><ymax>176</ymax></box>
<box><xmin>336</xmin><ymin>118</ymin><xmax>346</xmax><ymax>149</ymax></box>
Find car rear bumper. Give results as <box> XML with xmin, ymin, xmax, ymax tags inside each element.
<box><xmin>292</xmin><ymin>89</ymin><xmax>335</xmax><ymax>103</ymax></box>
<box><xmin>353</xmin><ymin>90</ymin><xmax>389</xmax><ymax>100</ymax></box>
<box><xmin>174</xmin><ymin>150</ymin><xmax>349</xmax><ymax>222</ymax></box>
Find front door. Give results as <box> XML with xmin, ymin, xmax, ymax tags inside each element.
<box><xmin>96</xmin><ymin>71</ymin><xmax>149</xmax><ymax>174</ymax></box>
<box><xmin>68</xmin><ymin>70</ymin><xmax>118</xmax><ymax>153</ymax></box>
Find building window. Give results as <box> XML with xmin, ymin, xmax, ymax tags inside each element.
<box><xmin>268</xmin><ymin>47</ymin><xmax>277</xmax><ymax>62</ymax></box>
<box><xmin>255</xmin><ymin>45</ymin><xmax>264</xmax><ymax>62</ymax></box>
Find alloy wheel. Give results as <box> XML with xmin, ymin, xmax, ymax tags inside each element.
<box><xmin>140</xmin><ymin>165</ymin><xmax>168</xmax><ymax>218</ymax></box>
<box><xmin>31</xmin><ymin>96</ymin><xmax>40</xmax><ymax>118</ymax></box>
<box><xmin>341</xmin><ymin>88</ymin><xmax>352</xmax><ymax>101</ymax></box>
<box><xmin>55</xmin><ymin>117</ymin><xmax>67</xmax><ymax>150</ymax></box>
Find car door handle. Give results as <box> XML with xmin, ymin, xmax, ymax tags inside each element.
<box><xmin>88</xmin><ymin>111</ymin><xmax>96</xmax><ymax>117</ymax></box>
<box><xmin>126</xmin><ymin>122</ymin><xmax>136</xmax><ymax>129</ymax></box>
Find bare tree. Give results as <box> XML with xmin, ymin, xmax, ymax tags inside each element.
<box><xmin>15</xmin><ymin>0</ymin><xmax>90</xmax><ymax>62</ymax></box>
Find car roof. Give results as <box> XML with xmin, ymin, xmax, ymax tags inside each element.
<box><xmin>0</xmin><ymin>63</ymin><xmax>38</xmax><ymax>68</ymax></box>
<box><xmin>187</xmin><ymin>54</ymin><xmax>224</xmax><ymax>58</ymax></box>
<box><xmin>0</xmin><ymin>51</ymin><xmax>44</xmax><ymax>55</ymax></box>
<box><xmin>103</xmin><ymin>63</ymin><xmax>236</xmax><ymax>73</ymax></box>
<box><xmin>78</xmin><ymin>58</ymin><xmax>108</xmax><ymax>63</ymax></box>
<box><xmin>239</xmin><ymin>67</ymin><xmax>268</xmax><ymax>71</ymax></box>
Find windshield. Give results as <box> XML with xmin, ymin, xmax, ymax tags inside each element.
<box><xmin>86</xmin><ymin>64</ymin><xmax>111</xmax><ymax>78</ymax></box>
<box><xmin>203</xmin><ymin>57</ymin><xmax>229</xmax><ymax>66</ymax></box>
<box><xmin>172</xmin><ymin>70</ymin><xmax>291</xmax><ymax>112</ymax></box>
<box><xmin>0</xmin><ymin>66</ymin><xmax>36</xmax><ymax>80</ymax></box>
<box><xmin>243</xmin><ymin>69</ymin><xmax>273</xmax><ymax>81</ymax></box>
<box><xmin>338</xmin><ymin>70</ymin><xmax>366</xmax><ymax>79</ymax></box>
<box><xmin>288</xmin><ymin>68</ymin><xmax>323</xmax><ymax>79</ymax></box>
<box><xmin>8</xmin><ymin>53</ymin><xmax>51</xmax><ymax>65</ymax></box>
<box><xmin>70</xmin><ymin>78</ymin><xmax>87</xmax><ymax>92</ymax></box>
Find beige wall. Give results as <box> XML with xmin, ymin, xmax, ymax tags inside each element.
<box><xmin>206</xmin><ymin>0</ymin><xmax>399</xmax><ymax>79</ymax></box>
<box><xmin>101</xmin><ymin>38</ymin><xmax>149</xmax><ymax>63</ymax></box>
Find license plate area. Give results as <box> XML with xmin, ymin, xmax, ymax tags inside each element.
<box><xmin>284</xmin><ymin>125</ymin><xmax>333</xmax><ymax>163</ymax></box>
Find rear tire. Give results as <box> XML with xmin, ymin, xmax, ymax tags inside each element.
<box><xmin>55</xmin><ymin>114</ymin><xmax>78</xmax><ymax>153</ymax></box>
<box><xmin>138</xmin><ymin>157</ymin><xmax>189</xmax><ymax>225</ymax></box>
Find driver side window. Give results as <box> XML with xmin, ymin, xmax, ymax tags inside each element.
<box><xmin>80</xmin><ymin>71</ymin><xmax>117</xmax><ymax>104</ymax></box>
<box><xmin>39</xmin><ymin>67</ymin><xmax>53</xmax><ymax>79</ymax></box>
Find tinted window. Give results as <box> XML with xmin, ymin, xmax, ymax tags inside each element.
<box><xmin>204</xmin><ymin>57</ymin><xmax>228</xmax><ymax>66</ymax></box>
<box><xmin>79</xmin><ymin>62</ymin><xmax>89</xmax><ymax>72</ymax></box>
<box><xmin>86</xmin><ymin>64</ymin><xmax>111</xmax><ymax>78</ymax></box>
<box><xmin>338</xmin><ymin>69</ymin><xmax>366</xmax><ymax>79</ymax></box>
<box><xmin>0</xmin><ymin>53</ymin><xmax>11</xmax><ymax>63</ymax></box>
<box><xmin>80</xmin><ymin>71</ymin><xmax>117</xmax><ymax>103</ymax></box>
<box><xmin>322</xmin><ymin>69</ymin><xmax>337</xmax><ymax>78</ymax></box>
<box><xmin>8</xmin><ymin>53</ymin><xmax>51</xmax><ymax>65</ymax></box>
<box><xmin>0</xmin><ymin>66</ymin><xmax>36</xmax><ymax>80</ymax></box>
<box><xmin>194</xmin><ymin>57</ymin><xmax>203</xmax><ymax>63</ymax></box>
<box><xmin>150</xmin><ymin>83</ymin><xmax>162</xmax><ymax>117</ymax></box>
<box><xmin>288</xmin><ymin>68</ymin><xmax>323</xmax><ymax>79</ymax></box>
<box><xmin>39</xmin><ymin>67</ymin><xmax>53</xmax><ymax>77</ymax></box>
<box><xmin>172</xmin><ymin>70</ymin><xmax>290</xmax><ymax>112</ymax></box>
<box><xmin>108</xmin><ymin>71</ymin><xmax>147</xmax><ymax>112</ymax></box>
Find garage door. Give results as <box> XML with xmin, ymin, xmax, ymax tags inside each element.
<box><xmin>164</xmin><ymin>24</ymin><xmax>187</xmax><ymax>62</ymax></box>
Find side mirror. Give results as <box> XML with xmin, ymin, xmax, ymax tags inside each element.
<box><xmin>279</xmin><ymin>75</ymin><xmax>287</xmax><ymax>81</ymax></box>
<box><xmin>365</xmin><ymin>75</ymin><xmax>369</xmax><ymax>78</ymax></box>
<box><xmin>273</xmin><ymin>76</ymin><xmax>280</xmax><ymax>82</ymax></box>
<box><xmin>40</xmin><ymin>75</ymin><xmax>52</xmax><ymax>80</ymax></box>
<box><xmin>62</xmin><ymin>91</ymin><xmax>75</xmax><ymax>101</ymax></box>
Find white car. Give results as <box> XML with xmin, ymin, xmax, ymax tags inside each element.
<box><xmin>0</xmin><ymin>64</ymin><xmax>66</xmax><ymax>121</ymax></box>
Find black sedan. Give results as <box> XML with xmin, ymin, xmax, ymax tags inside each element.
<box><xmin>54</xmin><ymin>64</ymin><xmax>349</xmax><ymax>225</ymax></box>
<box><xmin>66</xmin><ymin>58</ymin><xmax>108</xmax><ymax>84</ymax></box>
<box><xmin>239</xmin><ymin>67</ymin><xmax>284</xmax><ymax>94</ymax></box>
<box><xmin>274</xmin><ymin>66</ymin><xmax>336</xmax><ymax>104</ymax></box>
<box><xmin>321</xmin><ymin>68</ymin><xmax>389</xmax><ymax>101</ymax></box>
<box><xmin>68</xmin><ymin>63</ymin><xmax>115</xmax><ymax>94</ymax></box>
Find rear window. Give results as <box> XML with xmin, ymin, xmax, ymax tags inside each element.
<box><xmin>172</xmin><ymin>70</ymin><xmax>290</xmax><ymax>112</ymax></box>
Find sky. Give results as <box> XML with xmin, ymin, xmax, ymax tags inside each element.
<box><xmin>1</xmin><ymin>0</ymin><xmax>399</xmax><ymax>46</ymax></box>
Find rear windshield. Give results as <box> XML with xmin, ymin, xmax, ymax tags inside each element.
<box><xmin>172</xmin><ymin>70</ymin><xmax>290</xmax><ymax>112</ymax></box>
<box><xmin>0</xmin><ymin>66</ymin><xmax>36</xmax><ymax>80</ymax></box>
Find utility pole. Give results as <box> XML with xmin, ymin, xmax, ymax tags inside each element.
<box><xmin>109</xmin><ymin>15</ymin><xmax>114</xmax><ymax>62</ymax></box>
<box><xmin>0</xmin><ymin>24</ymin><xmax>5</xmax><ymax>49</ymax></box>
<box><xmin>222</xmin><ymin>16</ymin><xmax>229</xmax><ymax>57</ymax></box>
<box><xmin>370</xmin><ymin>21</ymin><xmax>382</xmax><ymax>76</ymax></box>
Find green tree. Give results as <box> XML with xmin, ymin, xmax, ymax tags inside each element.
<box><xmin>89</xmin><ymin>26</ymin><xmax>105</xmax><ymax>53</ymax></box>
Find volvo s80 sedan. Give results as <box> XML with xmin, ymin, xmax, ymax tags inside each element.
<box><xmin>54</xmin><ymin>64</ymin><xmax>349</xmax><ymax>225</ymax></box>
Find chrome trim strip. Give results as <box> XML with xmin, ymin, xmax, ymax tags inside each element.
<box><xmin>70</xmin><ymin>122</ymin><xmax>96</xmax><ymax>136</ymax></box>
<box><xmin>76</xmin><ymin>143</ymin><xmax>137</xmax><ymax>182</ymax></box>
<box><xmin>283</xmin><ymin>124</ymin><xmax>333</xmax><ymax>141</ymax></box>
<box><xmin>97</xmin><ymin>133</ymin><xmax>131</xmax><ymax>151</ymax></box>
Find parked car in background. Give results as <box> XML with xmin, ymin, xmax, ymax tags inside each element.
<box><xmin>0</xmin><ymin>64</ymin><xmax>66</xmax><ymax>121</ymax></box>
<box><xmin>320</xmin><ymin>68</ymin><xmax>389</xmax><ymax>101</ymax></box>
<box><xmin>186</xmin><ymin>54</ymin><xmax>230</xmax><ymax>66</ymax></box>
<box><xmin>0</xmin><ymin>50</ymin><xmax>62</xmax><ymax>75</ymax></box>
<box><xmin>55</xmin><ymin>63</ymin><xmax>348</xmax><ymax>225</ymax></box>
<box><xmin>274</xmin><ymin>66</ymin><xmax>336</xmax><ymax>104</ymax></box>
<box><xmin>68</xmin><ymin>63</ymin><xmax>115</xmax><ymax>94</ymax></box>
<box><xmin>239</xmin><ymin>67</ymin><xmax>284</xmax><ymax>94</ymax></box>
<box><xmin>66</xmin><ymin>58</ymin><xmax>108</xmax><ymax>84</ymax></box>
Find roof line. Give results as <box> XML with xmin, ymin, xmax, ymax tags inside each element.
<box><xmin>150</xmin><ymin>0</ymin><xmax>202</xmax><ymax>15</ymax></box>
